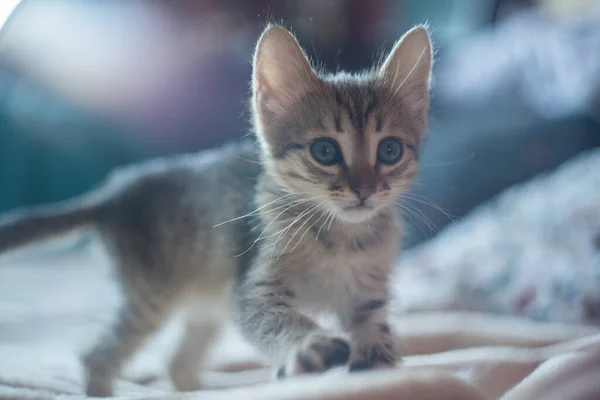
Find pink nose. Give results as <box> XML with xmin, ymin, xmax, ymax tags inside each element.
<box><xmin>352</xmin><ymin>187</ymin><xmax>374</xmax><ymax>202</ymax></box>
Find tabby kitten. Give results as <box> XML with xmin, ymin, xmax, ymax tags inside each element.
<box><xmin>0</xmin><ymin>25</ymin><xmax>432</xmax><ymax>396</ymax></box>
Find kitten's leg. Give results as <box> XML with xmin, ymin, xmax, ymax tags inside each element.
<box><xmin>168</xmin><ymin>289</ymin><xmax>229</xmax><ymax>392</ymax></box>
<box><xmin>237</xmin><ymin>280</ymin><xmax>351</xmax><ymax>378</ymax></box>
<box><xmin>168</xmin><ymin>318</ymin><xmax>220</xmax><ymax>391</ymax></box>
<box><xmin>83</xmin><ymin>295</ymin><xmax>175</xmax><ymax>397</ymax></box>
<box><xmin>340</xmin><ymin>293</ymin><xmax>399</xmax><ymax>371</ymax></box>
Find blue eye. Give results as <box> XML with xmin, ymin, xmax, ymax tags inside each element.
<box><xmin>310</xmin><ymin>138</ymin><xmax>342</xmax><ymax>166</ymax></box>
<box><xmin>377</xmin><ymin>137</ymin><xmax>403</xmax><ymax>165</ymax></box>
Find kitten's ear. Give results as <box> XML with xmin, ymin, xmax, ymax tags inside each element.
<box><xmin>379</xmin><ymin>26</ymin><xmax>433</xmax><ymax>110</ymax></box>
<box><xmin>252</xmin><ymin>25</ymin><xmax>319</xmax><ymax>119</ymax></box>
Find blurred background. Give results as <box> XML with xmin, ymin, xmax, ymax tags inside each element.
<box><xmin>1</xmin><ymin>0</ymin><xmax>599</xmax><ymax>249</ymax></box>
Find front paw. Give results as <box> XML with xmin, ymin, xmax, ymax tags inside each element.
<box><xmin>278</xmin><ymin>332</ymin><xmax>351</xmax><ymax>378</ymax></box>
<box><xmin>349</xmin><ymin>342</ymin><xmax>400</xmax><ymax>372</ymax></box>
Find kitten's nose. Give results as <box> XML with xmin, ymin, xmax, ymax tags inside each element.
<box><xmin>348</xmin><ymin>165</ymin><xmax>376</xmax><ymax>202</ymax></box>
<box><xmin>352</xmin><ymin>187</ymin><xmax>375</xmax><ymax>202</ymax></box>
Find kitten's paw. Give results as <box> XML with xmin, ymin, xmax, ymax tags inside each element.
<box><xmin>278</xmin><ymin>332</ymin><xmax>351</xmax><ymax>378</ymax></box>
<box><xmin>86</xmin><ymin>379</ymin><xmax>113</xmax><ymax>398</ymax></box>
<box><xmin>349</xmin><ymin>342</ymin><xmax>400</xmax><ymax>372</ymax></box>
<box><xmin>169</xmin><ymin>363</ymin><xmax>202</xmax><ymax>392</ymax></box>
<box><xmin>83</xmin><ymin>353</ymin><xmax>114</xmax><ymax>397</ymax></box>
<box><xmin>170</xmin><ymin>373</ymin><xmax>202</xmax><ymax>392</ymax></box>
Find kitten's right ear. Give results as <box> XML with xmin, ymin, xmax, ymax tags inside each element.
<box><xmin>378</xmin><ymin>26</ymin><xmax>433</xmax><ymax>111</ymax></box>
<box><xmin>252</xmin><ymin>25</ymin><xmax>319</xmax><ymax>120</ymax></box>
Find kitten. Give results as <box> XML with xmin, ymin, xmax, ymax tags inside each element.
<box><xmin>0</xmin><ymin>25</ymin><xmax>432</xmax><ymax>396</ymax></box>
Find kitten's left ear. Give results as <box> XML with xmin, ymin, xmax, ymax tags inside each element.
<box><xmin>379</xmin><ymin>25</ymin><xmax>433</xmax><ymax>112</ymax></box>
<box><xmin>252</xmin><ymin>25</ymin><xmax>319</xmax><ymax>122</ymax></box>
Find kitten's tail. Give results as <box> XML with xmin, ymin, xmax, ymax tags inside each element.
<box><xmin>0</xmin><ymin>193</ymin><xmax>106</xmax><ymax>254</ymax></box>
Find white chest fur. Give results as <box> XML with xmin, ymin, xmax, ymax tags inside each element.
<box><xmin>291</xmin><ymin>232</ymin><xmax>399</xmax><ymax>315</ymax></box>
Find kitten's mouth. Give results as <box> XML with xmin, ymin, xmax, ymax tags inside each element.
<box><xmin>337</xmin><ymin>202</ymin><xmax>377</xmax><ymax>223</ymax></box>
<box><xmin>343</xmin><ymin>204</ymin><xmax>374</xmax><ymax>211</ymax></box>
<box><xmin>330</xmin><ymin>198</ymin><xmax>383</xmax><ymax>223</ymax></box>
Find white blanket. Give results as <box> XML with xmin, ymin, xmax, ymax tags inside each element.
<box><xmin>2</xmin><ymin>240</ymin><xmax>599</xmax><ymax>400</ymax></box>
<box><xmin>0</xmin><ymin>240</ymin><xmax>275</xmax><ymax>399</ymax></box>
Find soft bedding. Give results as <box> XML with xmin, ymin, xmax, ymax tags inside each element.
<box><xmin>0</xmin><ymin>240</ymin><xmax>598</xmax><ymax>400</ymax></box>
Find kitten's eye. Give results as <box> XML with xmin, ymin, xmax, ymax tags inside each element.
<box><xmin>310</xmin><ymin>138</ymin><xmax>342</xmax><ymax>166</ymax></box>
<box><xmin>377</xmin><ymin>137</ymin><xmax>403</xmax><ymax>165</ymax></box>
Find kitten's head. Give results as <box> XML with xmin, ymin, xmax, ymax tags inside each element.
<box><xmin>252</xmin><ymin>25</ymin><xmax>432</xmax><ymax>223</ymax></box>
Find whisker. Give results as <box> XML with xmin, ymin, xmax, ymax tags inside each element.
<box><xmin>268</xmin><ymin>203</ymin><xmax>320</xmax><ymax>263</ymax></box>
<box><xmin>268</xmin><ymin>227</ymin><xmax>290</xmax><ymax>263</ymax></box>
<box><xmin>327</xmin><ymin>210</ymin><xmax>337</xmax><ymax>230</ymax></box>
<box><xmin>275</xmin><ymin>203</ymin><xmax>323</xmax><ymax>262</ymax></box>
<box><xmin>316</xmin><ymin>209</ymin><xmax>334</xmax><ymax>241</ymax></box>
<box><xmin>292</xmin><ymin>208</ymin><xmax>328</xmax><ymax>252</ymax></box>
<box><xmin>236</xmin><ymin>156</ymin><xmax>262</xmax><ymax>165</ymax></box>
<box><xmin>402</xmin><ymin>201</ymin><xmax>439</xmax><ymax>234</ymax></box>
<box><xmin>395</xmin><ymin>202</ymin><xmax>429</xmax><ymax>237</ymax></box>
<box><xmin>395</xmin><ymin>200</ymin><xmax>440</xmax><ymax>235</ymax></box>
<box><xmin>286</xmin><ymin>206</ymin><xmax>328</xmax><ymax>255</ymax></box>
<box><xmin>252</xmin><ymin>195</ymin><xmax>327</xmax><ymax>223</ymax></box>
<box><xmin>233</xmin><ymin>197</ymin><xmax>320</xmax><ymax>257</ymax></box>
<box><xmin>277</xmin><ymin>206</ymin><xmax>322</xmax><ymax>259</ymax></box>
<box><xmin>255</xmin><ymin>198</ymin><xmax>315</xmax><ymax>240</ymax></box>
<box><xmin>213</xmin><ymin>193</ymin><xmax>296</xmax><ymax>227</ymax></box>
<box><xmin>400</xmin><ymin>193</ymin><xmax>457</xmax><ymax>221</ymax></box>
